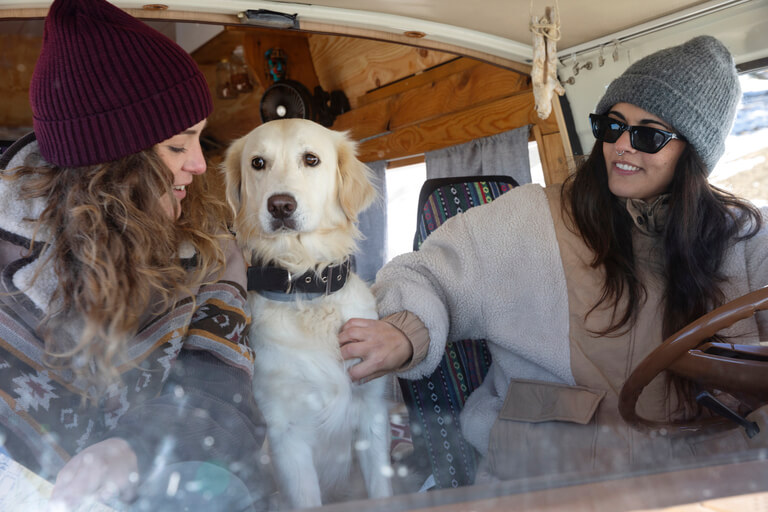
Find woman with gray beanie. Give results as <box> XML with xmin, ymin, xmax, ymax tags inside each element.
<box><xmin>0</xmin><ymin>0</ymin><xmax>268</xmax><ymax>509</ymax></box>
<box><xmin>340</xmin><ymin>35</ymin><xmax>768</xmax><ymax>483</ymax></box>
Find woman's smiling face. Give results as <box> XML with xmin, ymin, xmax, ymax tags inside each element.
<box><xmin>602</xmin><ymin>103</ymin><xmax>686</xmax><ymax>203</ymax></box>
<box><xmin>155</xmin><ymin>119</ymin><xmax>208</xmax><ymax>219</ymax></box>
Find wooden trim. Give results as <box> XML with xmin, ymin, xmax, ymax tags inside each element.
<box><xmin>549</xmin><ymin>92</ymin><xmax>575</xmax><ymax>165</ymax></box>
<box><xmin>532</xmin><ymin>124</ymin><xmax>570</xmax><ymax>185</ymax></box>
<box><xmin>0</xmin><ymin>7</ymin><xmax>237</xmax><ymax>23</ymax></box>
<box><xmin>333</xmin><ymin>61</ymin><xmax>534</xmax><ymax>142</ymax></box>
<box><xmin>542</xmin><ymin>133</ymin><xmax>570</xmax><ymax>184</ymax></box>
<box><xmin>0</xmin><ymin>8</ymin><xmax>47</xmax><ymax>18</ymax></box>
<box><xmin>355</xmin><ymin>92</ymin><xmax>542</xmax><ymax>163</ymax></box>
<box><xmin>124</xmin><ymin>9</ymin><xmax>236</xmax><ymax>24</ymax></box>
<box><xmin>385</xmin><ymin>154</ymin><xmax>425</xmax><ymax>169</ymax></box>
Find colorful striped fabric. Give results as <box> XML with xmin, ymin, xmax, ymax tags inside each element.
<box><xmin>413</xmin><ymin>177</ymin><xmax>516</xmax><ymax>251</ymax></box>
<box><xmin>400</xmin><ymin>175</ymin><xmax>517</xmax><ymax>489</ymax></box>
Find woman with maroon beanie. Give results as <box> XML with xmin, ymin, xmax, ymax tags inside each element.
<box><xmin>0</xmin><ymin>0</ymin><xmax>267</xmax><ymax>509</ymax></box>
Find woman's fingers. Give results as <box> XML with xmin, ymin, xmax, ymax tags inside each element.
<box><xmin>338</xmin><ymin>318</ymin><xmax>375</xmax><ymax>346</ymax></box>
<box><xmin>339</xmin><ymin>319</ymin><xmax>414</xmax><ymax>382</ymax></box>
<box><xmin>348</xmin><ymin>358</ymin><xmax>385</xmax><ymax>383</ymax></box>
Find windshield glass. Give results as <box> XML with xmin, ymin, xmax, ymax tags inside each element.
<box><xmin>1</xmin><ymin>6</ymin><xmax>767</xmax><ymax>512</ymax></box>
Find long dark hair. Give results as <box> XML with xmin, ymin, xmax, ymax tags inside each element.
<box><xmin>563</xmin><ymin>140</ymin><xmax>762</xmax><ymax>339</ymax></box>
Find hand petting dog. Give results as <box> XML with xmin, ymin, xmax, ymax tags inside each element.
<box><xmin>339</xmin><ymin>318</ymin><xmax>413</xmax><ymax>383</ymax></box>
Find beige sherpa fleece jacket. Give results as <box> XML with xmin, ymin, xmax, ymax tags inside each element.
<box><xmin>374</xmin><ymin>183</ymin><xmax>768</xmax><ymax>480</ymax></box>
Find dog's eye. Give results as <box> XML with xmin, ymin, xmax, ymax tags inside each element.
<box><xmin>304</xmin><ymin>153</ymin><xmax>320</xmax><ymax>167</ymax></box>
<box><xmin>251</xmin><ymin>157</ymin><xmax>265</xmax><ymax>170</ymax></box>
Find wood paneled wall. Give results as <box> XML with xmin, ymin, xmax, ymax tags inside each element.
<box><xmin>0</xmin><ymin>22</ymin><xmax>573</xmax><ymax>184</ymax></box>
<box><xmin>0</xmin><ymin>33</ymin><xmax>40</xmax><ymax>139</ymax></box>
<box><xmin>330</xmin><ymin>58</ymin><xmax>571</xmax><ymax>184</ymax></box>
<box><xmin>195</xmin><ymin>28</ymin><xmax>572</xmax><ymax>184</ymax></box>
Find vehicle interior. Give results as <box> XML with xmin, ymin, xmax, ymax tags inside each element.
<box><xmin>1</xmin><ymin>0</ymin><xmax>767</xmax><ymax>510</ymax></box>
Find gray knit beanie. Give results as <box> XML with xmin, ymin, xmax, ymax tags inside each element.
<box><xmin>595</xmin><ymin>35</ymin><xmax>740</xmax><ymax>174</ymax></box>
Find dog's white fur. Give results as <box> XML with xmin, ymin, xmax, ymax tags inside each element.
<box><xmin>223</xmin><ymin>119</ymin><xmax>392</xmax><ymax>509</ymax></box>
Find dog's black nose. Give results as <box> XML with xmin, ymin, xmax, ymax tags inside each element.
<box><xmin>268</xmin><ymin>194</ymin><xmax>297</xmax><ymax>219</ymax></box>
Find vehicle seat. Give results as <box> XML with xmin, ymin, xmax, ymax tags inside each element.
<box><xmin>400</xmin><ymin>175</ymin><xmax>518</xmax><ymax>489</ymax></box>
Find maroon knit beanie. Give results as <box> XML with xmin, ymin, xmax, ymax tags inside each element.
<box><xmin>30</xmin><ymin>0</ymin><xmax>213</xmax><ymax>167</ymax></box>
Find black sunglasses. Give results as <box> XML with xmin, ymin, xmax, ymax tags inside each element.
<box><xmin>589</xmin><ymin>114</ymin><xmax>685</xmax><ymax>154</ymax></box>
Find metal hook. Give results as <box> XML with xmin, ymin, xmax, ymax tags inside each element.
<box><xmin>572</xmin><ymin>60</ymin><xmax>593</xmax><ymax>76</ymax></box>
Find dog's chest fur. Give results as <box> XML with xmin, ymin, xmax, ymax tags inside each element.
<box><xmin>246</xmin><ymin>276</ymin><xmax>380</xmax><ymax>430</ymax></box>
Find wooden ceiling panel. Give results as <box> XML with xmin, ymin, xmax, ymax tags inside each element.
<box><xmin>333</xmin><ymin>59</ymin><xmax>531</xmax><ymax>141</ymax></box>
<box><xmin>308</xmin><ymin>34</ymin><xmax>456</xmax><ymax>107</ymax></box>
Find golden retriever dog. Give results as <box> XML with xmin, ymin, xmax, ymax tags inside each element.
<box><xmin>222</xmin><ymin>119</ymin><xmax>393</xmax><ymax>509</ymax></box>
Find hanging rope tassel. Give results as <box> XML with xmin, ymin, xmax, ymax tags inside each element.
<box><xmin>530</xmin><ymin>1</ymin><xmax>565</xmax><ymax>119</ymax></box>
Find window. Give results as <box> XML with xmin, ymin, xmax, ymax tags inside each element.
<box><xmin>384</xmin><ymin>141</ymin><xmax>545</xmax><ymax>262</ymax></box>
<box><xmin>385</xmin><ymin>162</ymin><xmax>426</xmax><ymax>261</ymax></box>
<box><xmin>709</xmin><ymin>70</ymin><xmax>768</xmax><ymax>206</ymax></box>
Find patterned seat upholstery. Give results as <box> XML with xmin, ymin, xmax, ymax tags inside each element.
<box><xmin>400</xmin><ymin>175</ymin><xmax>518</xmax><ymax>489</ymax></box>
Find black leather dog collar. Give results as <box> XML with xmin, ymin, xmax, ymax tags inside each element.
<box><xmin>247</xmin><ymin>258</ymin><xmax>351</xmax><ymax>296</ymax></box>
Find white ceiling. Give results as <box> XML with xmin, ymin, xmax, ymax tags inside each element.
<box><xmin>274</xmin><ymin>0</ymin><xmax>716</xmax><ymax>49</ymax></box>
<box><xmin>0</xmin><ymin>0</ymin><xmax>759</xmax><ymax>64</ymax></box>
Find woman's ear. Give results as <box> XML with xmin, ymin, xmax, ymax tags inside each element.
<box><xmin>336</xmin><ymin>132</ymin><xmax>376</xmax><ymax>223</ymax></box>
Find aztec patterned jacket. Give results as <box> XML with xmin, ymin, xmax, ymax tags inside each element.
<box><xmin>0</xmin><ymin>134</ymin><xmax>265</xmax><ymax>488</ymax></box>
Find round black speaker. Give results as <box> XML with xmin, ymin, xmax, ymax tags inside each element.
<box><xmin>259</xmin><ymin>80</ymin><xmax>313</xmax><ymax>123</ymax></box>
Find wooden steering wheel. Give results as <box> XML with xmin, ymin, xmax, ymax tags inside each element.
<box><xmin>619</xmin><ymin>286</ymin><xmax>768</xmax><ymax>435</ymax></box>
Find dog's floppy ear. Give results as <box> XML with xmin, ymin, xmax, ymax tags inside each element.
<box><xmin>222</xmin><ymin>135</ymin><xmax>248</xmax><ymax>219</ymax></box>
<box><xmin>336</xmin><ymin>132</ymin><xmax>377</xmax><ymax>223</ymax></box>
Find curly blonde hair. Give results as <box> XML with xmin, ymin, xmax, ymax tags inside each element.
<box><xmin>7</xmin><ymin>147</ymin><xmax>231</xmax><ymax>392</ymax></box>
